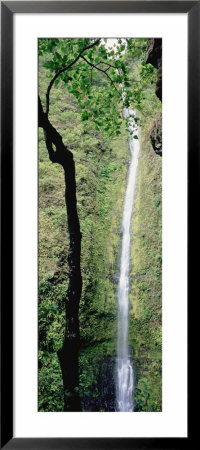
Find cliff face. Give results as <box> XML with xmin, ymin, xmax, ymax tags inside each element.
<box><xmin>146</xmin><ymin>39</ymin><xmax>162</xmax><ymax>156</ymax></box>
<box><xmin>130</xmin><ymin>111</ymin><xmax>162</xmax><ymax>412</ymax></box>
<box><xmin>150</xmin><ymin>115</ymin><xmax>162</xmax><ymax>157</ymax></box>
<box><xmin>38</xmin><ymin>62</ymin><xmax>130</xmax><ymax>411</ymax></box>
<box><xmin>146</xmin><ymin>39</ymin><xmax>162</xmax><ymax>102</ymax></box>
<box><xmin>38</xmin><ymin>41</ymin><xmax>162</xmax><ymax>412</ymax></box>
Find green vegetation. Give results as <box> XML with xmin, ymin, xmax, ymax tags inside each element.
<box><xmin>128</xmin><ymin>54</ymin><xmax>162</xmax><ymax>411</ymax></box>
<box><xmin>129</xmin><ymin>128</ymin><xmax>162</xmax><ymax>411</ymax></box>
<box><xmin>38</xmin><ymin>38</ymin><xmax>162</xmax><ymax>412</ymax></box>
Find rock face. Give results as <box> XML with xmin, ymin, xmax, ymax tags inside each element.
<box><xmin>146</xmin><ymin>39</ymin><xmax>162</xmax><ymax>156</ymax></box>
<box><xmin>150</xmin><ymin>116</ymin><xmax>162</xmax><ymax>157</ymax></box>
<box><xmin>146</xmin><ymin>38</ymin><xmax>162</xmax><ymax>102</ymax></box>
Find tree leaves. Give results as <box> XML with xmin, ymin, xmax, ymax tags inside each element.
<box><xmin>39</xmin><ymin>38</ymin><xmax>154</xmax><ymax>136</ymax></box>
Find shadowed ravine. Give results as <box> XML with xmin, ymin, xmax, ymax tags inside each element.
<box><xmin>116</xmin><ymin>109</ymin><xmax>140</xmax><ymax>412</ymax></box>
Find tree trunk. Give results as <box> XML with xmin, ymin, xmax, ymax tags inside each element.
<box><xmin>38</xmin><ymin>96</ymin><xmax>82</xmax><ymax>411</ymax></box>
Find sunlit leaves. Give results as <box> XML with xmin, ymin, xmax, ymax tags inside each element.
<box><xmin>38</xmin><ymin>38</ymin><xmax>60</xmax><ymax>56</ymax></box>
<box><xmin>39</xmin><ymin>38</ymin><xmax>153</xmax><ymax>136</ymax></box>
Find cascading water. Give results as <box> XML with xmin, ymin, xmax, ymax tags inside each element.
<box><xmin>116</xmin><ymin>108</ymin><xmax>140</xmax><ymax>412</ymax></box>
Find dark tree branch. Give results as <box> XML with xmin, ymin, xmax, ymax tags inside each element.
<box><xmin>46</xmin><ymin>38</ymin><xmax>100</xmax><ymax>116</ymax></box>
<box><xmin>38</xmin><ymin>94</ymin><xmax>82</xmax><ymax>411</ymax></box>
<box><xmin>98</xmin><ymin>60</ymin><xmax>117</xmax><ymax>70</ymax></box>
<box><xmin>80</xmin><ymin>54</ymin><xmax>115</xmax><ymax>86</ymax></box>
<box><xmin>39</xmin><ymin>96</ymin><xmax>65</xmax><ymax>162</ymax></box>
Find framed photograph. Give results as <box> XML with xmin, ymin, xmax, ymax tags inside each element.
<box><xmin>1</xmin><ymin>1</ymin><xmax>197</xmax><ymax>448</ymax></box>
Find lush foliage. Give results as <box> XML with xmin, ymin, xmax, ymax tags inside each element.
<box><xmin>38</xmin><ymin>38</ymin><xmax>162</xmax><ymax>412</ymax></box>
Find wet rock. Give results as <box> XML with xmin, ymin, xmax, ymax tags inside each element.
<box><xmin>150</xmin><ymin>116</ymin><xmax>162</xmax><ymax>156</ymax></box>
<box><xmin>80</xmin><ymin>356</ymin><xmax>116</xmax><ymax>411</ymax></box>
<box><xmin>146</xmin><ymin>38</ymin><xmax>162</xmax><ymax>102</ymax></box>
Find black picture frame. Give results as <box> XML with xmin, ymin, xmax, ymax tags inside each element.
<box><xmin>0</xmin><ymin>1</ymin><xmax>197</xmax><ymax>449</ymax></box>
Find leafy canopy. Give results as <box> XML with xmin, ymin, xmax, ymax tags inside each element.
<box><xmin>39</xmin><ymin>38</ymin><xmax>133</xmax><ymax>136</ymax></box>
<box><xmin>39</xmin><ymin>38</ymin><xmax>155</xmax><ymax>136</ymax></box>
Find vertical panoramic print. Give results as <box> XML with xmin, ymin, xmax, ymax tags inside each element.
<box><xmin>38</xmin><ymin>38</ymin><xmax>162</xmax><ymax>412</ymax></box>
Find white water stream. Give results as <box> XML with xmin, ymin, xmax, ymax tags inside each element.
<box><xmin>116</xmin><ymin>109</ymin><xmax>140</xmax><ymax>412</ymax></box>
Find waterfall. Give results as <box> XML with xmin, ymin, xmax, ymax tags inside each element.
<box><xmin>116</xmin><ymin>109</ymin><xmax>140</xmax><ymax>412</ymax></box>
